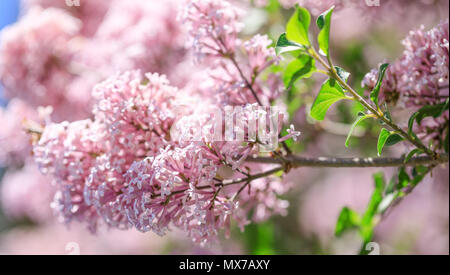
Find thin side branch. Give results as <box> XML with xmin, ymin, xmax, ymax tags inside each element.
<box><xmin>151</xmin><ymin>167</ymin><xmax>284</xmax><ymax>199</ymax></box>
<box><xmin>309</xmin><ymin>48</ymin><xmax>437</xmax><ymax>158</ymax></box>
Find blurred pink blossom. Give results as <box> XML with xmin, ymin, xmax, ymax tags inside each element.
<box><xmin>1</xmin><ymin>162</ymin><xmax>54</xmax><ymax>223</ymax></box>
<box><xmin>0</xmin><ymin>7</ymin><xmax>90</xmax><ymax>121</ymax></box>
<box><xmin>0</xmin><ymin>99</ymin><xmax>38</xmax><ymax>166</ymax></box>
<box><xmin>23</xmin><ymin>0</ymin><xmax>110</xmax><ymax>36</ymax></box>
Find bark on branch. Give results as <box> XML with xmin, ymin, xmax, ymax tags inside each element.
<box><xmin>247</xmin><ymin>154</ymin><xmax>449</xmax><ymax>168</ymax></box>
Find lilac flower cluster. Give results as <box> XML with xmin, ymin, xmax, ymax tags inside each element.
<box><xmin>257</xmin><ymin>0</ymin><xmax>447</xmax><ymax>17</ymax></box>
<box><xmin>0</xmin><ymin>0</ymin><xmax>196</xmax><ymax>228</ymax></box>
<box><xmin>33</xmin><ymin>71</ymin><xmax>291</xmax><ymax>243</ymax></box>
<box><xmin>181</xmin><ymin>0</ymin><xmax>282</xmax><ymax>106</ymax></box>
<box><xmin>362</xmin><ymin>21</ymin><xmax>449</xmax><ymax>149</ymax></box>
<box><xmin>24</xmin><ymin>0</ymin><xmax>298</xmax><ymax>244</ymax></box>
<box><xmin>22</xmin><ymin>0</ymin><xmax>110</xmax><ymax>37</ymax></box>
<box><xmin>0</xmin><ymin>8</ymin><xmax>84</xmax><ymax>120</ymax></box>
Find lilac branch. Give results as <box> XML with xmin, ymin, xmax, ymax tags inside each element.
<box><xmin>247</xmin><ymin>154</ymin><xmax>449</xmax><ymax>168</ymax></box>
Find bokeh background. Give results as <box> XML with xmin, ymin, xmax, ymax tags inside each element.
<box><xmin>0</xmin><ymin>0</ymin><xmax>448</xmax><ymax>255</ymax></box>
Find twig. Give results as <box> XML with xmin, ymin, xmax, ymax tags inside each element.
<box><xmin>309</xmin><ymin>48</ymin><xmax>437</xmax><ymax>158</ymax></box>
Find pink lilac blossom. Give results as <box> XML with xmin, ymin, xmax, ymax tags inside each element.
<box><xmin>363</xmin><ymin>21</ymin><xmax>449</xmax><ymax>107</ymax></box>
<box><xmin>0</xmin><ymin>162</ymin><xmax>54</xmax><ymax>222</ymax></box>
<box><xmin>118</xmin><ymin>144</ymin><xmax>289</xmax><ymax>244</ymax></box>
<box><xmin>33</xmin><ymin>71</ymin><xmax>185</xmax><ymax>232</ymax></box>
<box><xmin>84</xmin><ymin>71</ymin><xmax>183</xmax><ymax>229</ymax></box>
<box><xmin>362</xmin><ymin>21</ymin><xmax>449</xmax><ymax>150</ymax></box>
<box><xmin>32</xmin><ymin>68</ymin><xmax>294</xmax><ymax>243</ymax></box>
<box><xmin>181</xmin><ymin>0</ymin><xmax>244</xmax><ymax>60</ymax></box>
<box><xmin>270</xmin><ymin>0</ymin><xmax>447</xmax><ymax>17</ymax></box>
<box><xmin>0</xmin><ymin>7</ymin><xmax>91</xmax><ymax>121</ymax></box>
<box><xmin>25</xmin><ymin>0</ymin><xmax>295</xmax><ymax>244</ymax></box>
<box><xmin>0</xmin><ymin>99</ymin><xmax>39</xmax><ymax>166</ymax></box>
<box><xmin>82</xmin><ymin>0</ymin><xmax>186</xmax><ymax>78</ymax></box>
<box><xmin>244</xmin><ymin>34</ymin><xmax>279</xmax><ymax>80</ymax></box>
<box><xmin>23</xmin><ymin>0</ymin><xmax>110</xmax><ymax>37</ymax></box>
<box><xmin>33</xmin><ymin>119</ymin><xmax>107</xmax><ymax>232</ymax></box>
<box><xmin>0</xmin><ymin>220</ymin><xmax>242</xmax><ymax>254</ymax></box>
<box><xmin>0</xmin><ymin>221</ymin><xmax>167</xmax><ymax>255</ymax></box>
<box><xmin>181</xmin><ymin>0</ymin><xmax>281</xmax><ymax>106</ymax></box>
<box><xmin>232</xmin><ymin>165</ymin><xmax>291</xmax><ymax>223</ymax></box>
<box><xmin>0</xmin><ymin>1</ymin><xmax>193</xmax><ymax>240</ymax></box>
<box><xmin>92</xmin><ymin>71</ymin><xmax>177</xmax><ymax>146</ymax></box>
<box><xmin>0</xmin><ymin>1</ymin><xmax>192</xmax><ymax>224</ymax></box>
<box><xmin>62</xmin><ymin>0</ymin><xmax>188</xmax><ymax>107</ymax></box>
<box><xmin>1</xmin><ymin>1</ymin><xmax>190</xmax><ymax>123</ymax></box>
<box><xmin>118</xmin><ymin>144</ymin><xmax>228</xmax><ymax>244</ymax></box>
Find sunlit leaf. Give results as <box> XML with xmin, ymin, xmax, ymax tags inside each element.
<box><xmin>369</xmin><ymin>63</ymin><xmax>389</xmax><ymax>110</ymax></box>
<box><xmin>377</xmin><ymin>128</ymin><xmax>403</xmax><ymax>156</ymax></box>
<box><xmin>283</xmin><ymin>54</ymin><xmax>316</xmax><ymax>89</ymax></box>
<box><xmin>286</xmin><ymin>6</ymin><xmax>311</xmax><ymax>46</ymax></box>
<box><xmin>335</xmin><ymin>207</ymin><xmax>361</xmax><ymax>237</ymax></box>
<box><xmin>310</xmin><ymin>78</ymin><xmax>347</xmax><ymax>120</ymax></box>
<box><xmin>397</xmin><ymin>167</ymin><xmax>410</xmax><ymax>189</ymax></box>
<box><xmin>334</xmin><ymin>66</ymin><xmax>350</xmax><ymax>83</ymax></box>
<box><xmin>404</xmin><ymin>148</ymin><xmax>423</xmax><ymax>163</ymax></box>
<box><xmin>275</xmin><ymin>33</ymin><xmax>303</xmax><ymax>55</ymax></box>
<box><xmin>360</xmin><ymin>172</ymin><xmax>385</xmax><ymax>242</ymax></box>
<box><xmin>345</xmin><ymin>112</ymin><xmax>372</xmax><ymax>147</ymax></box>
<box><xmin>316</xmin><ymin>6</ymin><xmax>334</xmax><ymax>56</ymax></box>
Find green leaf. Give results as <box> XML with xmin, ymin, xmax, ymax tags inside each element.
<box><xmin>404</xmin><ymin>148</ymin><xmax>423</xmax><ymax>163</ymax></box>
<box><xmin>335</xmin><ymin>207</ymin><xmax>361</xmax><ymax>237</ymax></box>
<box><xmin>264</xmin><ymin>0</ymin><xmax>280</xmax><ymax>14</ymax></box>
<box><xmin>283</xmin><ymin>54</ymin><xmax>316</xmax><ymax>89</ymax></box>
<box><xmin>378</xmin><ymin>193</ymin><xmax>397</xmax><ymax>214</ymax></box>
<box><xmin>383</xmin><ymin>107</ymin><xmax>392</xmax><ymax>122</ymax></box>
<box><xmin>369</xmin><ymin>63</ymin><xmax>389</xmax><ymax>110</ymax></box>
<box><xmin>385</xmin><ymin>175</ymin><xmax>398</xmax><ymax>195</ymax></box>
<box><xmin>275</xmin><ymin>33</ymin><xmax>303</xmax><ymax>55</ymax></box>
<box><xmin>408</xmin><ymin>100</ymin><xmax>448</xmax><ymax>141</ymax></box>
<box><xmin>415</xmin><ymin>101</ymin><xmax>449</xmax><ymax>124</ymax></box>
<box><xmin>385</xmin><ymin>133</ymin><xmax>403</xmax><ymax>146</ymax></box>
<box><xmin>360</xmin><ymin>172</ymin><xmax>385</xmax><ymax>242</ymax></box>
<box><xmin>310</xmin><ymin>78</ymin><xmax>347</xmax><ymax>120</ymax></box>
<box><xmin>243</xmin><ymin>222</ymin><xmax>275</xmax><ymax>255</ymax></box>
<box><xmin>397</xmin><ymin>167</ymin><xmax>410</xmax><ymax>189</ymax></box>
<box><xmin>377</xmin><ymin>129</ymin><xmax>403</xmax><ymax>156</ymax></box>
<box><xmin>316</xmin><ymin>6</ymin><xmax>334</xmax><ymax>56</ymax></box>
<box><xmin>408</xmin><ymin>112</ymin><xmax>419</xmax><ymax>136</ymax></box>
<box><xmin>274</xmin><ymin>170</ymin><xmax>284</xmax><ymax>178</ymax></box>
<box><xmin>411</xmin><ymin>166</ymin><xmax>429</xmax><ymax>186</ymax></box>
<box><xmin>409</xmin><ymin>99</ymin><xmax>449</xmax><ymax>128</ymax></box>
<box><xmin>377</xmin><ymin>128</ymin><xmax>390</xmax><ymax>156</ymax></box>
<box><xmin>334</xmin><ymin>66</ymin><xmax>350</xmax><ymax>83</ymax></box>
<box><xmin>412</xmin><ymin>165</ymin><xmax>427</xmax><ymax>178</ymax></box>
<box><xmin>286</xmin><ymin>6</ymin><xmax>311</xmax><ymax>47</ymax></box>
<box><xmin>345</xmin><ymin>113</ymin><xmax>371</xmax><ymax>147</ymax></box>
